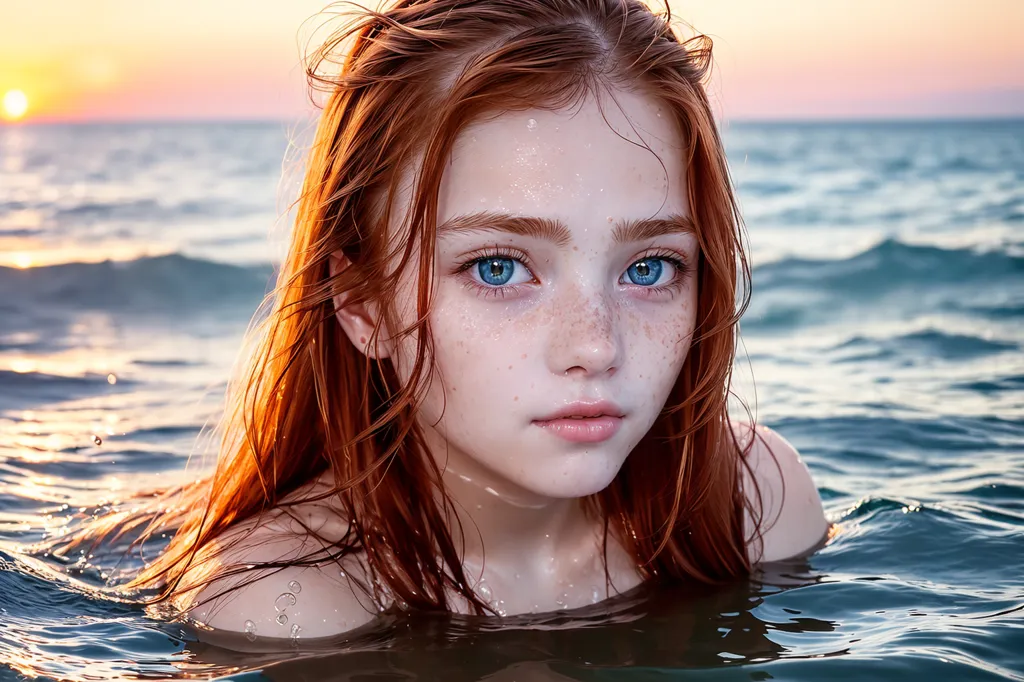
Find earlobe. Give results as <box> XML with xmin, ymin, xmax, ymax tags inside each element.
<box><xmin>328</xmin><ymin>251</ymin><xmax>391</xmax><ymax>359</ymax></box>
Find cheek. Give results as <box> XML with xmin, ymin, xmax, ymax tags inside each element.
<box><xmin>623</xmin><ymin>292</ymin><xmax>697</xmax><ymax>388</ymax></box>
<box><xmin>415</xmin><ymin>294</ymin><xmax>539</xmax><ymax>428</ymax></box>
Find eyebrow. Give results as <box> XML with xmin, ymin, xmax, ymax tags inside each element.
<box><xmin>437</xmin><ymin>211</ymin><xmax>696</xmax><ymax>245</ymax></box>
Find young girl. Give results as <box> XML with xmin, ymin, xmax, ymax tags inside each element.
<box><xmin>75</xmin><ymin>0</ymin><xmax>827</xmax><ymax>642</ymax></box>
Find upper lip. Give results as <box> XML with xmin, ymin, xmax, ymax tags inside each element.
<box><xmin>534</xmin><ymin>400</ymin><xmax>625</xmax><ymax>422</ymax></box>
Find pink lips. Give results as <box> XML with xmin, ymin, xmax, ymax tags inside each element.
<box><xmin>532</xmin><ymin>400</ymin><xmax>624</xmax><ymax>443</ymax></box>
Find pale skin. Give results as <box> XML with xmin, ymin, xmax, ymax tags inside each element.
<box><xmin>181</xmin><ymin>88</ymin><xmax>829</xmax><ymax>644</ymax></box>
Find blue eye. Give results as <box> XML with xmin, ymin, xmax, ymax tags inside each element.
<box><xmin>624</xmin><ymin>258</ymin><xmax>664</xmax><ymax>286</ymax></box>
<box><xmin>477</xmin><ymin>258</ymin><xmax>517</xmax><ymax>286</ymax></box>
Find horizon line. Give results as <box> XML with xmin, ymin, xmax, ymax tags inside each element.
<box><xmin>3</xmin><ymin>113</ymin><xmax>1024</xmax><ymax>127</ymax></box>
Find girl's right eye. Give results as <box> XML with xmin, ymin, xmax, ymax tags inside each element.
<box><xmin>470</xmin><ymin>257</ymin><xmax>533</xmax><ymax>287</ymax></box>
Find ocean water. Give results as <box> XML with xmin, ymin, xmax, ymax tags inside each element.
<box><xmin>0</xmin><ymin>119</ymin><xmax>1021</xmax><ymax>681</ymax></box>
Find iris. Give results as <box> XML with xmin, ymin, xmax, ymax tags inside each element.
<box><xmin>625</xmin><ymin>258</ymin><xmax>663</xmax><ymax>286</ymax></box>
<box><xmin>478</xmin><ymin>258</ymin><xmax>516</xmax><ymax>286</ymax></box>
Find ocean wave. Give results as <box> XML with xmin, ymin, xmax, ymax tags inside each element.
<box><xmin>0</xmin><ymin>254</ymin><xmax>276</xmax><ymax>315</ymax></box>
<box><xmin>830</xmin><ymin>329</ymin><xmax>1019</xmax><ymax>363</ymax></box>
<box><xmin>745</xmin><ymin>239</ymin><xmax>1024</xmax><ymax>330</ymax></box>
<box><xmin>0</xmin><ymin>370</ymin><xmax>133</xmax><ymax>408</ymax></box>
<box><xmin>753</xmin><ymin>238</ymin><xmax>1024</xmax><ymax>293</ymax></box>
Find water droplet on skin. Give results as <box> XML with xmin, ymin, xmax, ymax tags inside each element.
<box><xmin>244</xmin><ymin>620</ymin><xmax>257</xmax><ymax>641</ymax></box>
<box><xmin>591</xmin><ymin>586</ymin><xmax>601</xmax><ymax>603</ymax></box>
<box><xmin>477</xmin><ymin>581</ymin><xmax>492</xmax><ymax>601</ymax></box>
<box><xmin>93</xmin><ymin>435</ymin><xmax>102</xmax><ymax>446</ymax></box>
<box><xmin>288</xmin><ymin>580</ymin><xmax>301</xmax><ymax>594</ymax></box>
<box><xmin>275</xmin><ymin>592</ymin><xmax>296</xmax><ymax>611</ymax></box>
<box><xmin>526</xmin><ymin>118</ymin><xmax>538</xmax><ymax>131</ymax></box>
<box><xmin>276</xmin><ymin>613</ymin><xmax>288</xmax><ymax>625</ymax></box>
<box><xmin>290</xmin><ymin>623</ymin><xmax>301</xmax><ymax>640</ymax></box>
<box><xmin>339</xmin><ymin>569</ymin><xmax>346</xmax><ymax>578</ymax></box>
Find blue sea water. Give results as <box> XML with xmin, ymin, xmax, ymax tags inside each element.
<box><xmin>0</xmin><ymin>119</ymin><xmax>1021</xmax><ymax>680</ymax></box>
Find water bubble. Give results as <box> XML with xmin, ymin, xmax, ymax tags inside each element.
<box><xmin>106</xmin><ymin>373</ymin><xmax>117</xmax><ymax>384</ymax></box>
<box><xmin>244</xmin><ymin>620</ymin><xmax>257</xmax><ymax>641</ymax></box>
<box><xmin>288</xmin><ymin>580</ymin><xmax>302</xmax><ymax>594</ymax></box>
<box><xmin>290</xmin><ymin>623</ymin><xmax>302</xmax><ymax>641</ymax></box>
<box><xmin>477</xmin><ymin>580</ymin><xmax>492</xmax><ymax>601</ymax></box>
<box><xmin>591</xmin><ymin>586</ymin><xmax>601</xmax><ymax>603</ymax></box>
<box><xmin>275</xmin><ymin>592</ymin><xmax>296</xmax><ymax>612</ymax></box>
<box><xmin>276</xmin><ymin>613</ymin><xmax>288</xmax><ymax>625</ymax></box>
<box><xmin>526</xmin><ymin>118</ymin><xmax>538</xmax><ymax>131</ymax></box>
<box><xmin>93</xmin><ymin>435</ymin><xmax>102</xmax><ymax>446</ymax></box>
<box><xmin>496</xmin><ymin>599</ymin><xmax>507</xmax><ymax>617</ymax></box>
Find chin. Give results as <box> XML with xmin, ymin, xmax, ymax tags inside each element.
<box><xmin>517</xmin><ymin>452</ymin><xmax>627</xmax><ymax>500</ymax></box>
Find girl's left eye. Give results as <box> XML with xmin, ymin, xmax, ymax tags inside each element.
<box><xmin>470</xmin><ymin>257</ymin><xmax>533</xmax><ymax>287</ymax></box>
<box><xmin>621</xmin><ymin>257</ymin><xmax>674</xmax><ymax>287</ymax></box>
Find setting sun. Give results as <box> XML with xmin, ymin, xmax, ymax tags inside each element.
<box><xmin>3</xmin><ymin>89</ymin><xmax>29</xmax><ymax>121</ymax></box>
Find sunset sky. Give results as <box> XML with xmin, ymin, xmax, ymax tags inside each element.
<box><xmin>2</xmin><ymin>0</ymin><xmax>1023</xmax><ymax>123</ymax></box>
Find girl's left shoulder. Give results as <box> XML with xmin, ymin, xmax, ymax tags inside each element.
<box><xmin>731</xmin><ymin>421</ymin><xmax>830</xmax><ymax>564</ymax></box>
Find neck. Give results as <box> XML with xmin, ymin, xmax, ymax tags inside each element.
<box><xmin>423</xmin><ymin>430</ymin><xmax>598</xmax><ymax>578</ymax></box>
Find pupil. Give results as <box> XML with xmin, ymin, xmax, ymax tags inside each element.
<box><xmin>489</xmin><ymin>260</ymin><xmax>504</xmax><ymax>277</ymax></box>
<box><xmin>635</xmin><ymin>261</ymin><xmax>650</xmax><ymax>277</ymax></box>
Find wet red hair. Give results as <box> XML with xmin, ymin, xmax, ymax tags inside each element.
<box><xmin>57</xmin><ymin>0</ymin><xmax>758</xmax><ymax>616</ymax></box>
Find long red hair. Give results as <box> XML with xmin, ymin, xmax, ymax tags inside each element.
<box><xmin>57</xmin><ymin>0</ymin><xmax>758</xmax><ymax>616</ymax></box>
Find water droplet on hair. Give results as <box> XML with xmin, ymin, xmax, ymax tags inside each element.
<box><xmin>477</xmin><ymin>580</ymin><xmax>492</xmax><ymax>601</ymax></box>
<box><xmin>288</xmin><ymin>580</ymin><xmax>301</xmax><ymax>594</ymax></box>
<box><xmin>526</xmin><ymin>118</ymin><xmax>538</xmax><ymax>131</ymax></box>
<box><xmin>276</xmin><ymin>613</ymin><xmax>288</xmax><ymax>625</ymax></box>
<box><xmin>339</xmin><ymin>569</ymin><xmax>346</xmax><ymax>578</ymax></box>
<box><xmin>275</xmin><ymin>592</ymin><xmax>296</xmax><ymax>611</ymax></box>
<box><xmin>93</xmin><ymin>435</ymin><xmax>102</xmax><ymax>446</ymax></box>
<box><xmin>244</xmin><ymin>620</ymin><xmax>257</xmax><ymax>641</ymax></box>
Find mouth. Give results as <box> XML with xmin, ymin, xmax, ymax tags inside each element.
<box><xmin>532</xmin><ymin>401</ymin><xmax>625</xmax><ymax>444</ymax></box>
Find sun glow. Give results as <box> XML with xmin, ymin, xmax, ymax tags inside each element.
<box><xmin>3</xmin><ymin>90</ymin><xmax>29</xmax><ymax>120</ymax></box>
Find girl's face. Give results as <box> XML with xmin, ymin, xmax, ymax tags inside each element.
<box><xmin>377</xmin><ymin>88</ymin><xmax>696</xmax><ymax>503</ymax></box>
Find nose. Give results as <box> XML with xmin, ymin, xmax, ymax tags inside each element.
<box><xmin>545</xmin><ymin>286</ymin><xmax>622</xmax><ymax>377</ymax></box>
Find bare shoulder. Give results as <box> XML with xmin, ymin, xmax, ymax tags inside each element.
<box><xmin>732</xmin><ymin>420</ymin><xmax>829</xmax><ymax>563</ymax></box>
<box><xmin>179</xmin><ymin>481</ymin><xmax>377</xmax><ymax>641</ymax></box>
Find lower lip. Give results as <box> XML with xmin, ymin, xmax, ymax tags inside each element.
<box><xmin>532</xmin><ymin>416</ymin><xmax>623</xmax><ymax>443</ymax></box>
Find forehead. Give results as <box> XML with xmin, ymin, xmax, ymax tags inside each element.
<box><xmin>437</xmin><ymin>89</ymin><xmax>689</xmax><ymax>235</ymax></box>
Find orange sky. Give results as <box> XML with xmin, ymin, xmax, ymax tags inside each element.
<box><xmin>2</xmin><ymin>0</ymin><xmax>1023</xmax><ymax>122</ymax></box>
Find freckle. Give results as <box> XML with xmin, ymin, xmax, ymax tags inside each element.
<box><xmin>521</xmin><ymin>353</ymin><xmax>527</xmax><ymax>359</ymax></box>
<box><xmin>360</xmin><ymin>336</ymin><xmax>366</xmax><ymax>344</ymax></box>
<box><xmin>573</xmin><ymin>246</ymin><xmax>578</xmax><ymax>251</ymax></box>
<box><xmin>514</xmin><ymin>396</ymin><xmax>519</xmax><ymax>401</ymax></box>
<box><xmin>606</xmin><ymin>216</ymin><xmax>613</xmax><ymax>223</ymax></box>
<box><xmin>508</xmin><ymin>365</ymin><xmax>513</xmax><ymax>370</ymax></box>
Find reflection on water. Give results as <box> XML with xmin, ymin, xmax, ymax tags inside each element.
<box><xmin>168</xmin><ymin>560</ymin><xmax>832</xmax><ymax>681</ymax></box>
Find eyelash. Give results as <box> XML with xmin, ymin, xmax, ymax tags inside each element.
<box><xmin>454</xmin><ymin>246</ymin><xmax>536</xmax><ymax>299</ymax></box>
<box><xmin>453</xmin><ymin>247</ymin><xmax>691</xmax><ymax>298</ymax></box>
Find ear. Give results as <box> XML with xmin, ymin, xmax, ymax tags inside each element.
<box><xmin>328</xmin><ymin>251</ymin><xmax>391</xmax><ymax>359</ymax></box>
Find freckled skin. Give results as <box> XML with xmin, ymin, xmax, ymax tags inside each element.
<box><xmin>384</xmin><ymin>90</ymin><xmax>695</xmax><ymax>505</ymax></box>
